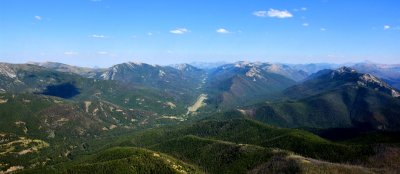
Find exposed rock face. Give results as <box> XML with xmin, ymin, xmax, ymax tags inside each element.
<box><xmin>321</xmin><ymin>67</ymin><xmax>400</xmax><ymax>98</ymax></box>
<box><xmin>0</xmin><ymin>63</ymin><xmax>17</xmax><ymax>79</ymax></box>
<box><xmin>219</xmin><ymin>61</ymin><xmax>308</xmax><ymax>81</ymax></box>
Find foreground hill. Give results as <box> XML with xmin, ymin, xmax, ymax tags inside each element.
<box><xmin>20</xmin><ymin>115</ymin><xmax>396</xmax><ymax>174</ymax></box>
<box><xmin>244</xmin><ymin>67</ymin><xmax>400</xmax><ymax>131</ymax></box>
<box><xmin>20</xmin><ymin>147</ymin><xmax>200</xmax><ymax>174</ymax></box>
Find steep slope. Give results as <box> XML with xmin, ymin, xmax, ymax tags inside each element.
<box><xmin>284</xmin><ymin>67</ymin><xmax>399</xmax><ymax>98</ymax></box>
<box><xmin>246</xmin><ymin>67</ymin><xmax>400</xmax><ymax>131</ymax></box>
<box><xmin>205</xmin><ymin>61</ymin><xmax>297</xmax><ymax>109</ymax></box>
<box><xmin>353</xmin><ymin>62</ymin><xmax>400</xmax><ymax>90</ymax></box>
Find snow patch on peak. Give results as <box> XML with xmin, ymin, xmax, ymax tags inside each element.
<box><xmin>233</xmin><ymin>61</ymin><xmax>265</xmax><ymax>69</ymax></box>
<box><xmin>101</xmin><ymin>66</ymin><xmax>118</xmax><ymax>80</ymax></box>
<box><xmin>122</xmin><ymin>62</ymin><xmax>143</xmax><ymax>69</ymax></box>
<box><xmin>391</xmin><ymin>89</ymin><xmax>400</xmax><ymax>98</ymax></box>
<box><xmin>246</xmin><ymin>67</ymin><xmax>262</xmax><ymax>79</ymax></box>
<box><xmin>330</xmin><ymin>67</ymin><xmax>357</xmax><ymax>79</ymax></box>
<box><xmin>128</xmin><ymin>61</ymin><xmax>143</xmax><ymax>66</ymax></box>
<box><xmin>173</xmin><ymin>64</ymin><xmax>192</xmax><ymax>71</ymax></box>
<box><xmin>336</xmin><ymin>67</ymin><xmax>356</xmax><ymax>74</ymax></box>
<box><xmin>159</xmin><ymin>70</ymin><xmax>166</xmax><ymax>77</ymax></box>
<box><xmin>0</xmin><ymin>64</ymin><xmax>17</xmax><ymax>79</ymax></box>
<box><xmin>234</xmin><ymin>61</ymin><xmax>252</xmax><ymax>68</ymax></box>
<box><xmin>359</xmin><ymin>74</ymin><xmax>381</xmax><ymax>84</ymax></box>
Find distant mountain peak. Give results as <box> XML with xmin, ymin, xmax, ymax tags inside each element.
<box><xmin>335</xmin><ymin>66</ymin><xmax>356</xmax><ymax>74</ymax></box>
<box><xmin>171</xmin><ymin>63</ymin><xmax>199</xmax><ymax>71</ymax></box>
<box><xmin>308</xmin><ymin>67</ymin><xmax>400</xmax><ymax>98</ymax></box>
<box><xmin>357</xmin><ymin>73</ymin><xmax>400</xmax><ymax>97</ymax></box>
<box><xmin>127</xmin><ymin>61</ymin><xmax>144</xmax><ymax>66</ymax></box>
<box><xmin>233</xmin><ymin>61</ymin><xmax>263</xmax><ymax>68</ymax></box>
<box><xmin>328</xmin><ymin>66</ymin><xmax>358</xmax><ymax>79</ymax></box>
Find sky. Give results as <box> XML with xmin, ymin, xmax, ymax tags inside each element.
<box><xmin>0</xmin><ymin>0</ymin><xmax>400</xmax><ymax>67</ymax></box>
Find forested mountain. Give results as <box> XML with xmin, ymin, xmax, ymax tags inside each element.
<box><xmin>1</xmin><ymin>62</ymin><xmax>400</xmax><ymax>173</ymax></box>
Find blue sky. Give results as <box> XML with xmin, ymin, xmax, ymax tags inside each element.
<box><xmin>0</xmin><ymin>0</ymin><xmax>399</xmax><ymax>67</ymax></box>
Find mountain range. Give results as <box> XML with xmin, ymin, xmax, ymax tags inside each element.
<box><xmin>1</xmin><ymin>61</ymin><xmax>400</xmax><ymax>173</ymax></box>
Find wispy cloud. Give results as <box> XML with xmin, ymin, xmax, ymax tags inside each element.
<box><xmin>253</xmin><ymin>11</ymin><xmax>267</xmax><ymax>17</ymax></box>
<box><xmin>97</xmin><ymin>51</ymin><xmax>108</xmax><ymax>55</ymax></box>
<box><xmin>170</xmin><ymin>28</ymin><xmax>190</xmax><ymax>34</ymax></box>
<box><xmin>320</xmin><ymin>28</ymin><xmax>327</xmax><ymax>31</ymax></box>
<box><xmin>384</xmin><ymin>25</ymin><xmax>391</xmax><ymax>30</ymax></box>
<box><xmin>64</xmin><ymin>51</ymin><xmax>78</xmax><ymax>55</ymax></box>
<box><xmin>91</xmin><ymin>0</ymin><xmax>102</xmax><ymax>2</ymax></box>
<box><xmin>294</xmin><ymin>7</ymin><xmax>307</xmax><ymax>12</ymax></box>
<box><xmin>91</xmin><ymin>34</ymin><xmax>105</xmax><ymax>38</ymax></box>
<box><xmin>34</xmin><ymin>16</ymin><xmax>42</xmax><ymax>20</ymax></box>
<box><xmin>253</xmin><ymin>9</ymin><xmax>293</xmax><ymax>18</ymax></box>
<box><xmin>302</xmin><ymin>23</ymin><xmax>309</xmax><ymax>27</ymax></box>
<box><xmin>216</xmin><ymin>28</ymin><xmax>230</xmax><ymax>34</ymax></box>
<box><xmin>147</xmin><ymin>32</ymin><xmax>153</xmax><ymax>36</ymax></box>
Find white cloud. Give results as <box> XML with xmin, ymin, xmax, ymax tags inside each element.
<box><xmin>91</xmin><ymin>34</ymin><xmax>105</xmax><ymax>38</ymax></box>
<box><xmin>301</xmin><ymin>7</ymin><xmax>307</xmax><ymax>11</ymax></box>
<box><xmin>302</xmin><ymin>23</ymin><xmax>309</xmax><ymax>27</ymax></box>
<box><xmin>216</xmin><ymin>28</ymin><xmax>230</xmax><ymax>34</ymax></box>
<box><xmin>253</xmin><ymin>11</ymin><xmax>267</xmax><ymax>17</ymax></box>
<box><xmin>384</xmin><ymin>25</ymin><xmax>391</xmax><ymax>30</ymax></box>
<box><xmin>64</xmin><ymin>51</ymin><xmax>78</xmax><ymax>55</ymax></box>
<box><xmin>254</xmin><ymin>9</ymin><xmax>293</xmax><ymax>18</ymax></box>
<box><xmin>267</xmin><ymin>9</ymin><xmax>293</xmax><ymax>18</ymax></box>
<box><xmin>170</xmin><ymin>28</ymin><xmax>190</xmax><ymax>34</ymax></box>
<box><xmin>34</xmin><ymin>16</ymin><xmax>41</xmax><ymax>20</ymax></box>
<box><xmin>91</xmin><ymin>0</ymin><xmax>102</xmax><ymax>2</ymax></box>
<box><xmin>320</xmin><ymin>28</ymin><xmax>327</xmax><ymax>31</ymax></box>
<box><xmin>147</xmin><ymin>32</ymin><xmax>153</xmax><ymax>36</ymax></box>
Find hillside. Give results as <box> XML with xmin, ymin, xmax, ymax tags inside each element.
<box><xmin>205</xmin><ymin>62</ymin><xmax>297</xmax><ymax>109</ymax></box>
<box><xmin>19</xmin><ymin>147</ymin><xmax>200</xmax><ymax>174</ymax></box>
<box><xmin>244</xmin><ymin>67</ymin><xmax>400</xmax><ymax>131</ymax></box>
<box><xmin>17</xmin><ymin>115</ymin><xmax>390</xmax><ymax>174</ymax></box>
<box><xmin>352</xmin><ymin>62</ymin><xmax>400</xmax><ymax>90</ymax></box>
<box><xmin>98</xmin><ymin>62</ymin><xmax>207</xmax><ymax>104</ymax></box>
